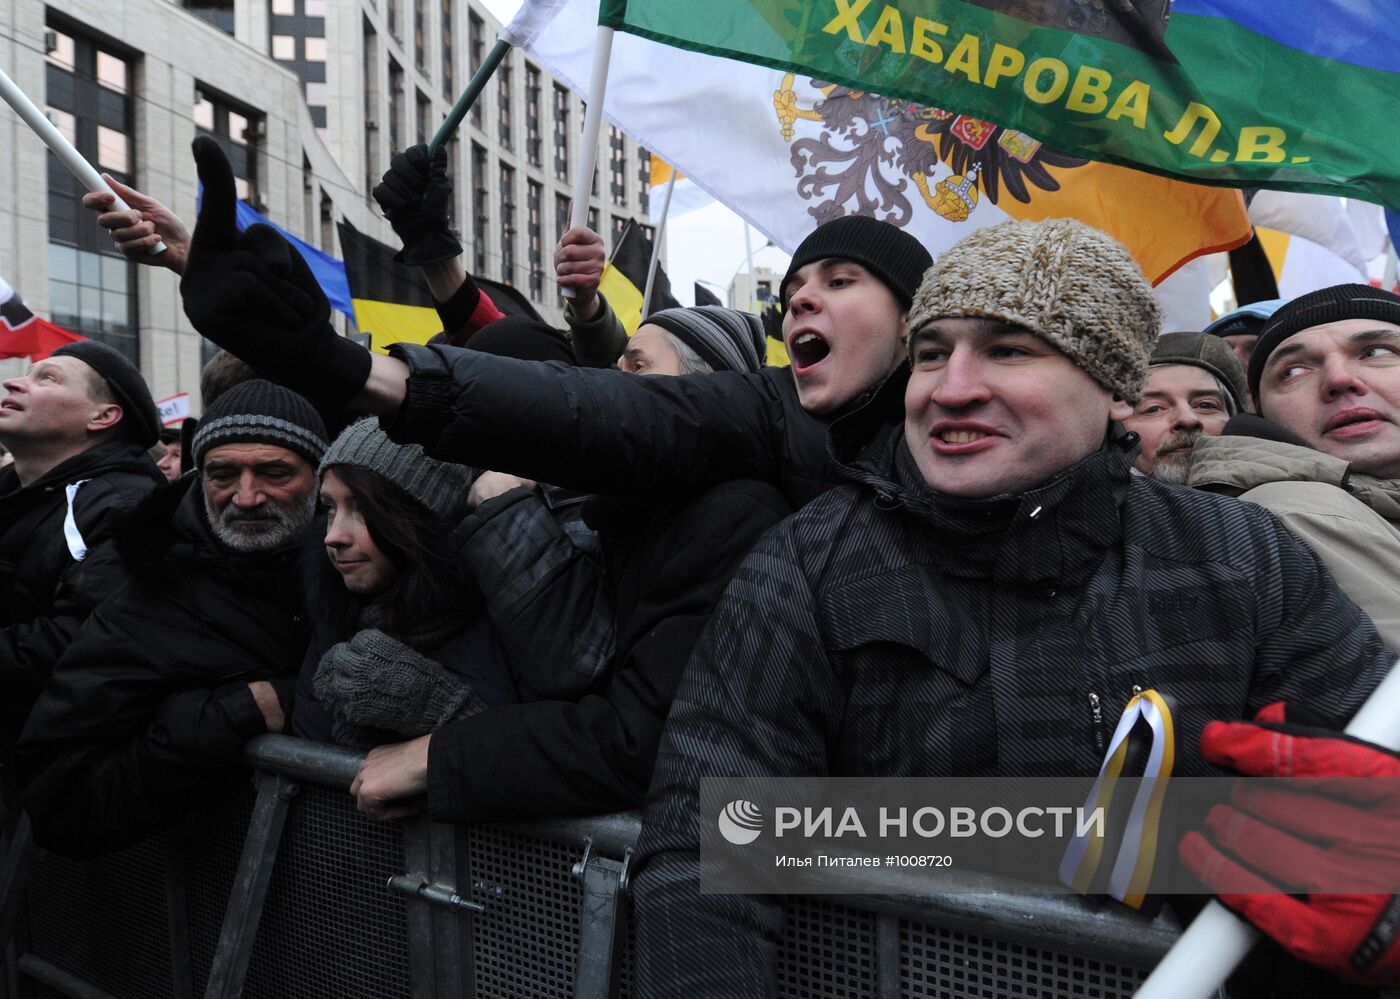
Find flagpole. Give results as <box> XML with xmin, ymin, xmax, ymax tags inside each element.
<box><xmin>0</xmin><ymin>66</ymin><xmax>165</xmax><ymax>255</ymax></box>
<box><xmin>743</xmin><ymin>222</ymin><xmax>756</xmax><ymax>312</ymax></box>
<box><xmin>561</xmin><ymin>25</ymin><xmax>615</xmax><ymax>301</ymax></box>
<box><xmin>429</xmin><ymin>38</ymin><xmax>510</xmax><ymax>153</ymax></box>
<box><xmin>641</xmin><ymin>171</ymin><xmax>676</xmax><ymax>317</ymax></box>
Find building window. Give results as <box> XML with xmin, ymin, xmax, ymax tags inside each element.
<box><xmin>587</xmin><ymin>207</ymin><xmax>599</xmax><ymax>236</ymax></box>
<box><xmin>363</xmin><ymin>18</ymin><xmax>379</xmax><ymax>194</ymax></box>
<box><xmin>440</xmin><ymin>0</ymin><xmax>454</xmax><ymax>100</ymax></box>
<box><xmin>468</xmin><ymin>13</ymin><xmax>484</xmax><ymax>128</ymax></box>
<box><xmin>387</xmin><ymin>0</ymin><xmax>401</xmax><ymax>39</ymax></box>
<box><xmin>184</xmin><ymin>0</ymin><xmax>235</xmax><ymax>35</ymax></box>
<box><xmin>500</xmin><ymin>162</ymin><xmax>516</xmax><ymax>286</ymax></box>
<box><xmin>272</xmin><ymin>34</ymin><xmax>296</xmax><ymax>59</ymax></box>
<box><xmin>609</xmin><ymin>126</ymin><xmax>626</xmax><ymax>206</ymax></box>
<box><xmin>271</xmin><ymin>0</ymin><xmax>295</xmax><ymax>13</ymax></box>
<box><xmin>555</xmin><ymin>193</ymin><xmax>570</xmax><ymax>306</ymax></box>
<box><xmin>416</xmin><ymin>89</ymin><xmax>431</xmax><ymax>146</ymax></box>
<box><xmin>611</xmin><ymin>214</ymin><xmax>627</xmax><ymax>251</ymax></box>
<box><xmin>638</xmin><ymin>149</ymin><xmax>651</xmax><ymax>216</ymax></box>
<box><xmin>270</xmin><ymin>0</ymin><xmax>328</xmax><ymax>127</ymax></box>
<box><xmin>414</xmin><ymin>0</ymin><xmax>426</xmax><ymax>71</ymax></box>
<box><xmin>194</xmin><ymin>88</ymin><xmax>260</xmax><ymax>202</ymax></box>
<box><xmin>497</xmin><ymin>62</ymin><xmax>512</xmax><ymax>149</ymax></box>
<box><xmin>472</xmin><ymin>142</ymin><xmax>488</xmax><ymax>275</ymax></box>
<box><xmin>525</xmin><ymin>64</ymin><xmax>541</xmax><ymax>168</ymax></box>
<box><xmin>552</xmin><ymin>84</ymin><xmax>569</xmax><ymax>182</ymax></box>
<box><xmin>305</xmin><ymin>36</ymin><xmax>327</xmax><ymax>61</ymax></box>
<box><xmin>527</xmin><ymin>180</ymin><xmax>543</xmax><ymax>300</ymax></box>
<box><xmin>44</xmin><ymin>25</ymin><xmax>137</xmax><ymax>359</ymax></box>
<box><xmin>387</xmin><ymin>58</ymin><xmax>403</xmax><ymax>153</ymax></box>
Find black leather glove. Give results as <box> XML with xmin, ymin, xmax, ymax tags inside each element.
<box><xmin>181</xmin><ymin>136</ymin><xmax>371</xmax><ymax>408</ymax></box>
<box><xmin>372</xmin><ymin>144</ymin><xmax>463</xmax><ymax>267</ymax></box>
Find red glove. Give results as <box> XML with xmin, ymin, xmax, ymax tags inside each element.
<box><xmin>1179</xmin><ymin>709</ymin><xmax>1400</xmax><ymax>988</ymax></box>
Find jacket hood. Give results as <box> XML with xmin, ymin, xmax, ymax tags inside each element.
<box><xmin>1190</xmin><ymin>433</ymin><xmax>1400</xmax><ymax>523</ymax></box>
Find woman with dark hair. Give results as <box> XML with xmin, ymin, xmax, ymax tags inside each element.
<box><xmin>291</xmin><ymin>419</ymin><xmax>517</xmax><ymax>748</ymax></box>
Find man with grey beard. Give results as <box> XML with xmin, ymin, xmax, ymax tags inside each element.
<box><xmin>17</xmin><ymin>381</ymin><xmax>327</xmax><ymax>857</ymax></box>
<box><xmin>1123</xmin><ymin>331</ymin><xmax>1245</xmax><ymax>483</ymax></box>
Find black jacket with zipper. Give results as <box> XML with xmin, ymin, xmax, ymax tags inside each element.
<box><xmin>16</xmin><ymin>475</ymin><xmax>311</xmax><ymax>857</ymax></box>
<box><xmin>631</xmin><ymin>399</ymin><xmax>1394</xmax><ymax>996</ymax></box>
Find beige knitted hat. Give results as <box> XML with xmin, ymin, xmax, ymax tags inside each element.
<box><xmin>907</xmin><ymin>218</ymin><xmax>1162</xmax><ymax>403</ymax></box>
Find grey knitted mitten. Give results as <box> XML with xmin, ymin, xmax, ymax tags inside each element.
<box><xmin>313</xmin><ymin>628</ymin><xmax>488</xmax><ymax>745</ymax></box>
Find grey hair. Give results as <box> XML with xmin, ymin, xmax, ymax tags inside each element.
<box><xmin>661</xmin><ymin>331</ymin><xmax>714</xmax><ymax>375</ymax></box>
<box><xmin>1212</xmin><ymin>375</ymin><xmax>1239</xmax><ymax>417</ymax></box>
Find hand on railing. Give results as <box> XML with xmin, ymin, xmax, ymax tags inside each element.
<box><xmin>350</xmin><ymin>734</ymin><xmax>431</xmax><ymax>822</ymax></box>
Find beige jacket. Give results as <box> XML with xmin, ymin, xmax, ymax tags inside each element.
<box><xmin>1190</xmin><ymin>435</ymin><xmax>1400</xmax><ymax>652</ymax></box>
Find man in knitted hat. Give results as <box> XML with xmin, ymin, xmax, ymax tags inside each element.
<box><xmin>620</xmin><ymin>306</ymin><xmax>768</xmax><ymax>376</ymax></box>
<box><xmin>630</xmin><ymin>220</ymin><xmax>1396</xmax><ymax>994</ymax></box>
<box><xmin>17</xmin><ymin>379</ymin><xmax>328</xmax><ymax>857</ymax></box>
<box><xmin>1123</xmin><ymin>331</ymin><xmax>1246</xmax><ymax>483</ymax></box>
<box><xmin>0</xmin><ymin>340</ymin><xmax>165</xmax><ymax>753</ymax></box>
<box><xmin>1184</xmin><ymin>283</ymin><xmax>1400</xmax><ymax>649</ymax></box>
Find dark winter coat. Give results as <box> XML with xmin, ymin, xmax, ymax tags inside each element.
<box><xmin>17</xmin><ymin>476</ymin><xmax>312</xmax><ymax>857</ymax></box>
<box><xmin>0</xmin><ymin>440</ymin><xmax>163</xmax><ymax>750</ymax></box>
<box><xmin>383</xmin><ymin>340</ymin><xmax>842</xmax><ymax>506</ymax></box>
<box><xmin>631</xmin><ymin>407</ymin><xmax>1394</xmax><ymax>996</ymax></box>
<box><xmin>291</xmin><ymin>531</ymin><xmax>517</xmax><ymax>744</ymax></box>
<box><xmin>423</xmin><ymin>478</ymin><xmax>790</xmax><ymax>823</ymax></box>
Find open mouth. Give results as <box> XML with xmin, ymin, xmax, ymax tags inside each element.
<box><xmin>0</xmin><ymin>400</ymin><xmax>20</xmax><ymax>412</ymax></box>
<box><xmin>788</xmin><ymin>331</ymin><xmax>831</xmax><ymax>370</ymax></box>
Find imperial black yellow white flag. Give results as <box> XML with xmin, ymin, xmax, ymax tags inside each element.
<box><xmin>503</xmin><ymin>0</ymin><xmax>1253</xmax><ymax>285</ymax></box>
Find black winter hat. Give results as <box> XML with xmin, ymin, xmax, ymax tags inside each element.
<box><xmin>52</xmin><ymin>341</ymin><xmax>160</xmax><ymax>448</ymax></box>
<box><xmin>780</xmin><ymin>215</ymin><xmax>932</xmax><ymax>309</ymax></box>
<box><xmin>1149</xmin><ymin>331</ymin><xmax>1247</xmax><ymax>412</ymax></box>
<box><xmin>1249</xmin><ymin>284</ymin><xmax>1400</xmax><ymax>414</ymax></box>
<box><xmin>192</xmin><ymin>379</ymin><xmax>328</xmax><ymax>468</ymax></box>
<box><xmin>468</xmin><ymin>316</ymin><xmax>576</xmax><ymax>365</ymax></box>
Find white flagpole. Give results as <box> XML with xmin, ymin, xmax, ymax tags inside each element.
<box><xmin>743</xmin><ymin>222</ymin><xmax>756</xmax><ymax>312</ymax></box>
<box><xmin>1136</xmin><ymin>661</ymin><xmax>1400</xmax><ymax>999</ymax></box>
<box><xmin>0</xmin><ymin>66</ymin><xmax>165</xmax><ymax>255</ymax></box>
<box><xmin>641</xmin><ymin>171</ymin><xmax>676</xmax><ymax>317</ymax></box>
<box><xmin>562</xmin><ymin>25</ymin><xmax>614</xmax><ymax>300</ymax></box>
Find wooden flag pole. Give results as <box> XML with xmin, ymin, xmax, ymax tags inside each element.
<box><xmin>429</xmin><ymin>38</ymin><xmax>511</xmax><ymax>153</ymax></box>
<box><xmin>0</xmin><ymin>66</ymin><xmax>165</xmax><ymax>255</ymax></box>
<box><xmin>641</xmin><ymin>171</ymin><xmax>677</xmax><ymax>318</ymax></box>
<box><xmin>562</xmin><ymin>25</ymin><xmax>615</xmax><ymax>300</ymax></box>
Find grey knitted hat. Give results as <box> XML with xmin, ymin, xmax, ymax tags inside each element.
<box><xmin>908</xmin><ymin>218</ymin><xmax>1162</xmax><ymax>403</ymax></box>
<box><xmin>320</xmin><ymin>418</ymin><xmax>472</xmax><ymax>520</ymax></box>
<box><xmin>646</xmin><ymin>306</ymin><xmax>767</xmax><ymax>373</ymax></box>
<box><xmin>192</xmin><ymin>379</ymin><xmax>328</xmax><ymax>468</ymax></box>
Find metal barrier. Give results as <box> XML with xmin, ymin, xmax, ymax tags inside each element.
<box><xmin>1</xmin><ymin>737</ymin><xmax>1180</xmax><ymax>997</ymax></box>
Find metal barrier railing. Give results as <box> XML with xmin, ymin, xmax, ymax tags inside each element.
<box><xmin>2</xmin><ymin>736</ymin><xmax>1180</xmax><ymax>998</ymax></box>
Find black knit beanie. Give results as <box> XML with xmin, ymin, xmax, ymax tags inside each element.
<box><xmin>52</xmin><ymin>341</ymin><xmax>159</xmax><ymax>448</ymax></box>
<box><xmin>469</xmin><ymin>316</ymin><xmax>576</xmax><ymax>365</ymax></box>
<box><xmin>1249</xmin><ymin>284</ymin><xmax>1400</xmax><ymax>413</ymax></box>
<box><xmin>646</xmin><ymin>306</ymin><xmax>766</xmax><ymax>373</ymax></box>
<box><xmin>192</xmin><ymin>379</ymin><xmax>329</xmax><ymax>468</ymax></box>
<box><xmin>780</xmin><ymin>215</ymin><xmax>932</xmax><ymax>309</ymax></box>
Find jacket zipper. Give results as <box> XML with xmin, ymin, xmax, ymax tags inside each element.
<box><xmin>1087</xmin><ymin>692</ymin><xmax>1106</xmax><ymax>753</ymax></box>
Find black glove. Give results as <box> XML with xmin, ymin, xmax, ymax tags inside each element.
<box><xmin>372</xmin><ymin>144</ymin><xmax>463</xmax><ymax>267</ymax></box>
<box><xmin>181</xmin><ymin>136</ymin><xmax>371</xmax><ymax>408</ymax></box>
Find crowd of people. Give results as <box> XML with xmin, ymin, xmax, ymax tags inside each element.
<box><xmin>2</xmin><ymin>132</ymin><xmax>1399</xmax><ymax>995</ymax></box>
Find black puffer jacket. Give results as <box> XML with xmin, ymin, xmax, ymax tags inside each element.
<box><xmin>631</xmin><ymin>411</ymin><xmax>1394</xmax><ymax>995</ymax></box>
<box><xmin>0</xmin><ymin>440</ymin><xmax>163</xmax><ymax>750</ymax></box>
<box><xmin>384</xmin><ymin>341</ymin><xmax>841</xmax><ymax>506</ymax></box>
<box><xmin>17</xmin><ymin>476</ymin><xmax>311</xmax><ymax>857</ymax></box>
<box><xmin>424</xmin><ymin>479</ymin><xmax>790</xmax><ymax>822</ymax></box>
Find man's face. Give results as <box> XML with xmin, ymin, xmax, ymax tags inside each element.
<box><xmin>1123</xmin><ymin>364</ymin><xmax>1231</xmax><ymax>483</ymax></box>
<box><xmin>1259</xmin><ymin>318</ymin><xmax>1400</xmax><ymax>479</ymax></box>
<box><xmin>782</xmin><ymin>259</ymin><xmax>908</xmax><ymax>415</ymax></box>
<box><xmin>0</xmin><ymin>356</ymin><xmax>117</xmax><ymax>445</ymax></box>
<box><xmin>157</xmin><ymin>441</ymin><xmax>183</xmax><ymax>481</ymax></box>
<box><xmin>904</xmin><ymin>318</ymin><xmax>1132</xmax><ymax>498</ymax></box>
<box><xmin>618</xmin><ymin>325</ymin><xmax>684</xmax><ymax>377</ymax></box>
<box><xmin>1222</xmin><ymin>333</ymin><xmax>1258</xmax><ymax>374</ymax></box>
<box><xmin>201</xmin><ymin>442</ymin><xmax>317</xmax><ymax>553</ymax></box>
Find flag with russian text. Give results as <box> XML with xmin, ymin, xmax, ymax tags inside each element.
<box><xmin>598</xmin><ymin>0</ymin><xmax>1400</xmax><ymax>210</ymax></box>
<box><xmin>506</xmin><ymin>0</ymin><xmax>1250</xmax><ymax>284</ymax></box>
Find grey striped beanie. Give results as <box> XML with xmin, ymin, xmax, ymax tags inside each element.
<box><xmin>647</xmin><ymin>306</ymin><xmax>767</xmax><ymax>374</ymax></box>
<box><xmin>192</xmin><ymin>379</ymin><xmax>328</xmax><ymax>468</ymax></box>
<box><xmin>320</xmin><ymin>418</ymin><xmax>473</xmax><ymax>519</ymax></box>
